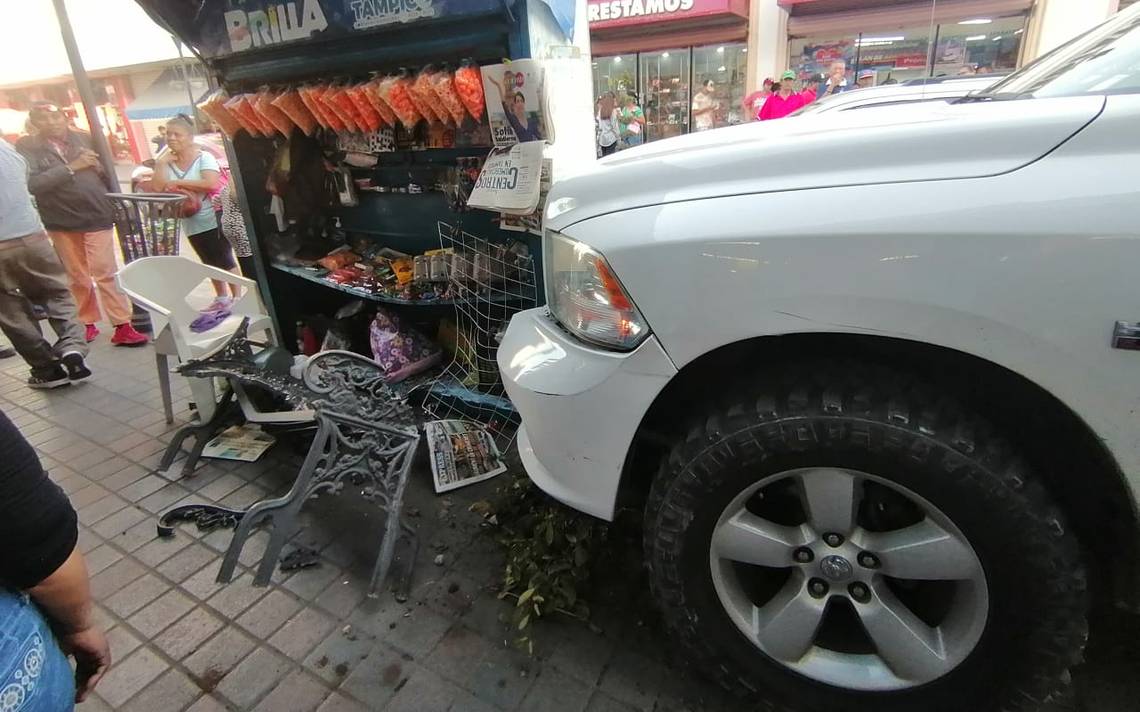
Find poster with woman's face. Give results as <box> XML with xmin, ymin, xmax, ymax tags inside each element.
<box><xmin>481</xmin><ymin>61</ymin><xmax>548</xmax><ymax>147</ymax></box>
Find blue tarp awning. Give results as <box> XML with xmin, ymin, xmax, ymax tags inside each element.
<box><xmin>125</xmin><ymin>67</ymin><xmax>209</xmax><ymax>121</ymax></box>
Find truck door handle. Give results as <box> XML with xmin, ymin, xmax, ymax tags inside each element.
<box><xmin>1112</xmin><ymin>321</ymin><xmax>1140</xmax><ymax>350</ymax></box>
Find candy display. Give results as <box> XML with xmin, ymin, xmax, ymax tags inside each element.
<box><xmin>224</xmin><ymin>94</ymin><xmax>265</xmax><ymax>137</ymax></box>
<box><xmin>197</xmin><ymin>89</ymin><xmax>244</xmax><ymax>139</ymax></box>
<box><xmin>430</xmin><ymin>67</ymin><xmax>468</xmax><ymax>125</ymax></box>
<box><xmin>271</xmin><ymin>89</ymin><xmax>319</xmax><ymax>136</ymax></box>
<box><xmin>242</xmin><ymin>94</ymin><xmax>276</xmax><ymax>135</ymax></box>
<box><xmin>454</xmin><ymin>60</ymin><xmax>486</xmax><ymax>121</ymax></box>
<box><xmin>379</xmin><ymin>73</ymin><xmax>423</xmax><ymax>128</ymax></box>
<box><xmin>413</xmin><ymin>67</ymin><xmax>451</xmax><ymax>126</ymax></box>
<box><xmin>253</xmin><ymin>89</ymin><xmax>297</xmax><ymax>136</ymax></box>
<box><xmin>399</xmin><ymin>70</ymin><xmax>440</xmax><ymax>125</ymax></box>
<box><xmin>344</xmin><ymin>82</ymin><xmax>385</xmax><ymax>132</ymax></box>
<box><xmin>328</xmin><ymin>85</ymin><xmax>369</xmax><ymax>132</ymax></box>
<box><xmin>362</xmin><ymin>78</ymin><xmax>398</xmax><ymax>127</ymax></box>
<box><xmin>317</xmin><ymin>85</ymin><xmax>360</xmax><ymax>132</ymax></box>
<box><xmin>298</xmin><ymin>85</ymin><xmax>335</xmax><ymax>130</ymax></box>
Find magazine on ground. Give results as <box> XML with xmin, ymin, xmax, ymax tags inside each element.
<box><xmin>202</xmin><ymin>424</ymin><xmax>276</xmax><ymax>462</ymax></box>
<box><xmin>481</xmin><ymin>60</ymin><xmax>552</xmax><ymax>148</ymax></box>
<box><xmin>425</xmin><ymin>419</ymin><xmax>508</xmax><ymax>493</ymax></box>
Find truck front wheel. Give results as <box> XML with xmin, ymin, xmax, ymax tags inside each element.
<box><xmin>645</xmin><ymin>362</ymin><xmax>1087</xmax><ymax>712</ymax></box>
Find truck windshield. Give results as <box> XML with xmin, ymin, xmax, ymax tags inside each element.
<box><xmin>975</xmin><ymin>5</ymin><xmax>1140</xmax><ymax>99</ymax></box>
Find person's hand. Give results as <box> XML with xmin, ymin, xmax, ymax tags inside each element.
<box><xmin>67</xmin><ymin>150</ymin><xmax>99</xmax><ymax>173</ymax></box>
<box><xmin>58</xmin><ymin>626</ymin><xmax>110</xmax><ymax>702</ymax></box>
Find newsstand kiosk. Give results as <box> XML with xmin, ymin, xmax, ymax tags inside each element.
<box><xmin>133</xmin><ymin>0</ymin><xmax>593</xmax><ymax>594</ymax></box>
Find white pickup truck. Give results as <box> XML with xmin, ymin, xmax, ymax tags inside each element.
<box><xmin>499</xmin><ymin>6</ymin><xmax>1140</xmax><ymax>712</ymax></box>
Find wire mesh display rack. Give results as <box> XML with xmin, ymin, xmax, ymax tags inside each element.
<box><xmin>107</xmin><ymin>192</ymin><xmax>186</xmax><ymax>264</ymax></box>
<box><xmin>420</xmin><ymin>221</ymin><xmax>538</xmax><ymax>453</ymax></box>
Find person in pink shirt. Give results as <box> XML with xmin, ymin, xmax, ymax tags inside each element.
<box><xmin>741</xmin><ymin>78</ymin><xmax>773</xmax><ymax>121</ymax></box>
<box><xmin>758</xmin><ymin>71</ymin><xmax>806</xmax><ymax>121</ymax></box>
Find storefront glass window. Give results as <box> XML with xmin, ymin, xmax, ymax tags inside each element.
<box><xmin>592</xmin><ymin>54</ymin><xmax>637</xmax><ymax>100</ymax></box>
<box><xmin>693</xmin><ymin>43</ymin><xmax>748</xmax><ymax>127</ymax></box>
<box><xmin>640</xmin><ymin>48</ymin><xmax>690</xmax><ymax>142</ymax></box>
<box><xmin>789</xmin><ymin>14</ymin><xmax>1028</xmax><ymax>84</ymax></box>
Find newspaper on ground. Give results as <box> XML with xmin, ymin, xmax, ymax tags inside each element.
<box><xmin>425</xmin><ymin>419</ymin><xmax>508</xmax><ymax>493</ymax></box>
<box><xmin>467</xmin><ymin>141</ymin><xmax>545</xmax><ymax>214</ymax></box>
<box><xmin>202</xmin><ymin>424</ymin><xmax>276</xmax><ymax>462</ymax></box>
<box><xmin>481</xmin><ymin>60</ymin><xmax>551</xmax><ymax>148</ymax></box>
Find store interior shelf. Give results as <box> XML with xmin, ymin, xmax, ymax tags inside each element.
<box><xmin>270</xmin><ymin>262</ymin><xmax>522</xmax><ymax>307</ymax></box>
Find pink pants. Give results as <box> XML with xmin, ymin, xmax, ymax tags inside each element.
<box><xmin>49</xmin><ymin>229</ymin><xmax>133</xmax><ymax>326</ymax></box>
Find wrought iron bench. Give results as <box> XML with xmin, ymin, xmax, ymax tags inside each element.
<box><xmin>156</xmin><ymin>320</ymin><xmax>422</xmax><ymax>596</ymax></box>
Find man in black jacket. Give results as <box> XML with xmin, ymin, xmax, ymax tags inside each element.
<box><xmin>17</xmin><ymin>103</ymin><xmax>146</xmax><ymax>347</ymax></box>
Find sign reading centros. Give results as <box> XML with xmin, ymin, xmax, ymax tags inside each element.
<box><xmin>587</xmin><ymin>0</ymin><xmax>741</xmax><ymax>28</ymax></box>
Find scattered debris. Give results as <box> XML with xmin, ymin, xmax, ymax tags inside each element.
<box><xmin>334</xmin><ymin>663</ymin><xmax>348</xmax><ymax>677</ymax></box>
<box><xmin>315</xmin><ymin>656</ymin><xmax>329</xmax><ymax>669</ymax></box>
<box><xmin>341</xmin><ymin>624</ymin><xmax>357</xmax><ymax>641</ymax></box>
<box><xmin>447</xmin><ymin>582</ymin><xmax>460</xmax><ymax>594</ymax></box>
<box><xmin>433</xmin><ymin>554</ymin><xmax>445</xmax><ymax>566</ymax></box>
<box><xmin>279</xmin><ymin>545</ymin><xmax>321</xmax><ymax>572</ymax></box>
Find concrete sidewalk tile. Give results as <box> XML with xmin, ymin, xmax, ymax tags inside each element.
<box><xmin>106</xmin><ymin>625</ymin><xmax>144</xmax><ymax>660</ymax></box>
<box><xmin>153</xmin><ymin>606</ymin><xmax>225</xmax><ymax>660</ymax></box>
<box><xmin>420</xmin><ymin>572</ymin><xmax>478</xmax><ymax>619</ymax></box>
<box><xmin>121</xmin><ymin>668</ymin><xmax>202</xmax><ymax>712</ymax></box>
<box><xmin>184</xmin><ymin>627</ymin><xmax>257</xmax><ymax>681</ymax></box>
<box><xmin>314</xmin><ymin>576</ymin><xmax>368</xmax><ymax>616</ymax></box>
<box><xmin>215</xmin><ymin>647</ymin><xmax>293</xmax><ymax>709</ymax></box>
<box><xmin>78</xmin><ymin>494</ymin><xmax>130</xmax><ymax>527</ymax></box>
<box><xmin>110</xmin><ymin>430</ymin><xmax>158</xmax><ymax>454</ymax></box>
<box><xmin>157</xmin><ymin>543</ymin><xmax>218</xmax><ymax>583</ymax></box>
<box><xmin>90</xmin><ymin>557</ymin><xmax>147</xmax><ymax>599</ymax></box>
<box><xmin>185</xmin><ymin>694</ymin><xmax>230</xmax><ymax>712</ymax></box>
<box><xmin>236</xmin><ymin>589</ymin><xmax>302</xmax><ymax>639</ymax></box>
<box><xmin>383</xmin><ymin>665</ymin><xmax>464</xmax><ymax>712</ymax></box>
<box><xmin>585</xmin><ymin>691</ymin><xmax>638</xmax><ymax>712</ymax></box>
<box><xmin>546</xmin><ymin>624</ymin><xmax>614</xmax><ymax>687</ymax></box>
<box><xmin>121</xmin><ymin>437</ymin><xmax>171</xmax><ymax>463</ymax></box>
<box><xmin>101</xmin><ymin>464</ymin><xmax>152</xmax><ymax>493</ymax></box>
<box><xmin>77</xmin><ymin>526</ymin><xmax>103</xmax><ymax>554</ymax></box>
<box><xmin>519</xmin><ymin>668</ymin><xmax>591</xmax><ymax>712</ymax></box>
<box><xmin>181</xmin><ymin>560</ymin><xmax>229</xmax><ymax>600</ymax></box>
<box><xmin>111</xmin><ymin>518</ymin><xmax>163</xmax><ymax>553</ymax></box>
<box><xmin>92</xmin><ymin>504</ymin><xmax>149</xmax><ymax>540</ymax></box>
<box><xmin>66</xmin><ymin>445</ymin><xmax>117</xmax><ymax>472</ymax></box>
<box><xmin>71</xmin><ymin>483</ymin><xmax>113</xmax><ymax>509</ymax></box>
<box><xmin>207</xmin><ymin>573</ymin><xmax>270</xmax><ymax>618</ymax></box>
<box><xmin>104</xmin><ymin>573</ymin><xmax>171</xmax><ymax>618</ymax></box>
<box><xmin>97</xmin><ymin>647</ymin><xmax>170</xmax><ymax>708</ymax></box>
<box><xmin>303</xmin><ymin>623</ymin><xmax>376</xmax><ymax>684</ymax></box>
<box><xmin>597</xmin><ymin>650</ymin><xmax>664</xmax><ymax>712</ymax></box>
<box><xmin>83</xmin><ymin>456</ymin><xmax>134</xmax><ymax>481</ymax></box>
<box><xmin>382</xmin><ymin>605</ymin><xmax>451</xmax><ymax>659</ymax></box>
<box><xmin>118</xmin><ymin>473</ymin><xmax>171</xmax><ymax>502</ymax></box>
<box><xmin>138</xmin><ymin>482</ymin><xmax>194</xmax><ymax>514</ymax></box>
<box><xmin>467</xmin><ymin>644</ymin><xmax>536</xmax><ymax>710</ymax></box>
<box><xmin>284</xmin><ymin>564</ymin><xmax>344</xmax><ymax>601</ymax></box>
<box><xmin>460</xmin><ymin>594</ymin><xmax>512</xmax><ymax>645</ymax></box>
<box><xmin>129</xmin><ymin>588</ymin><xmax>196</xmax><ymax>638</ymax></box>
<box><xmin>252</xmin><ymin>671</ymin><xmax>331</xmax><ymax>712</ymax></box>
<box><xmin>316</xmin><ymin>693</ymin><xmax>369</xmax><ymax>712</ymax></box>
<box><xmin>84</xmin><ymin>544</ymin><xmax>124</xmax><ymax>576</ymax></box>
<box><xmin>197</xmin><ymin>472</ymin><xmax>248</xmax><ymax>501</ymax></box>
<box><xmin>75</xmin><ymin>695</ymin><xmax>115</xmax><ymax>712</ymax></box>
<box><xmin>423</xmin><ymin>624</ymin><xmax>493</xmax><ymax>685</ymax></box>
<box><xmin>270</xmin><ymin>607</ymin><xmax>338</xmax><ymax>660</ymax></box>
<box><xmin>338</xmin><ymin>643</ymin><xmax>409</xmax><ymax>708</ymax></box>
<box><xmin>54</xmin><ymin>472</ymin><xmax>93</xmax><ymax>495</ymax></box>
<box><xmin>220</xmin><ymin>481</ymin><xmax>269</xmax><ymax>509</ymax></box>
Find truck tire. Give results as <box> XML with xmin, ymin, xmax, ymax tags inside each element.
<box><xmin>644</xmin><ymin>361</ymin><xmax>1087</xmax><ymax>712</ymax></box>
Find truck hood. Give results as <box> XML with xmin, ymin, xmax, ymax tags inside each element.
<box><xmin>545</xmin><ymin>95</ymin><xmax>1105</xmax><ymax>231</ymax></box>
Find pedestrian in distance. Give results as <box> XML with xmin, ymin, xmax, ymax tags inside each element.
<box><xmin>596</xmin><ymin>92</ymin><xmax>621</xmax><ymax>157</ymax></box>
<box><xmin>742</xmin><ymin>78</ymin><xmax>773</xmax><ymax>121</ymax></box>
<box><xmin>0</xmin><ymin>408</ymin><xmax>111</xmax><ymax>708</ymax></box>
<box><xmin>0</xmin><ymin>139</ymin><xmax>93</xmax><ymax>389</ymax></box>
<box><xmin>759</xmin><ymin>71</ymin><xmax>807</xmax><ymax>121</ymax></box>
<box><xmin>856</xmin><ymin>68</ymin><xmax>877</xmax><ymax>89</ymax></box>
<box><xmin>17</xmin><ymin>103</ymin><xmax>148</xmax><ymax>347</ymax></box>
<box><xmin>815</xmin><ymin>60</ymin><xmax>853</xmax><ymax>101</ymax></box>
<box><xmin>619</xmin><ymin>91</ymin><xmax>646</xmax><ymax>148</ymax></box>
<box><xmin>151</xmin><ymin>124</ymin><xmax>167</xmax><ymax>154</ymax></box>
<box><xmin>150</xmin><ymin>113</ymin><xmax>240</xmax><ymax>312</ymax></box>
<box><xmin>691</xmin><ymin>78</ymin><xmax>720</xmax><ymax>131</ymax></box>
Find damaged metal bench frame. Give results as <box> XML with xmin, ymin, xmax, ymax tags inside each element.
<box><xmin>156</xmin><ymin>320</ymin><xmax>422</xmax><ymax>596</ymax></box>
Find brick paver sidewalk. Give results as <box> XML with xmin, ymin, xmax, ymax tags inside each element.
<box><xmin>0</xmin><ymin>326</ymin><xmax>1134</xmax><ymax>711</ymax></box>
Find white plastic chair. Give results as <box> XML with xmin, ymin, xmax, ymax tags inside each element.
<box><xmin>116</xmin><ymin>256</ymin><xmax>278</xmax><ymax>424</ymax></box>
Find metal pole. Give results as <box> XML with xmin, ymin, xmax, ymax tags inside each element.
<box><xmin>174</xmin><ymin>37</ymin><xmax>199</xmax><ymax>124</ymax></box>
<box><xmin>49</xmin><ymin>0</ymin><xmax>118</xmax><ymax>192</ymax></box>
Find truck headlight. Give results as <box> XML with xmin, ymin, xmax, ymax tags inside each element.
<box><xmin>546</xmin><ymin>231</ymin><xmax>649</xmax><ymax>351</ymax></box>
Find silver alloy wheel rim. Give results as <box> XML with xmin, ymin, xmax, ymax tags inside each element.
<box><xmin>708</xmin><ymin>467</ymin><xmax>989</xmax><ymax>692</ymax></box>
